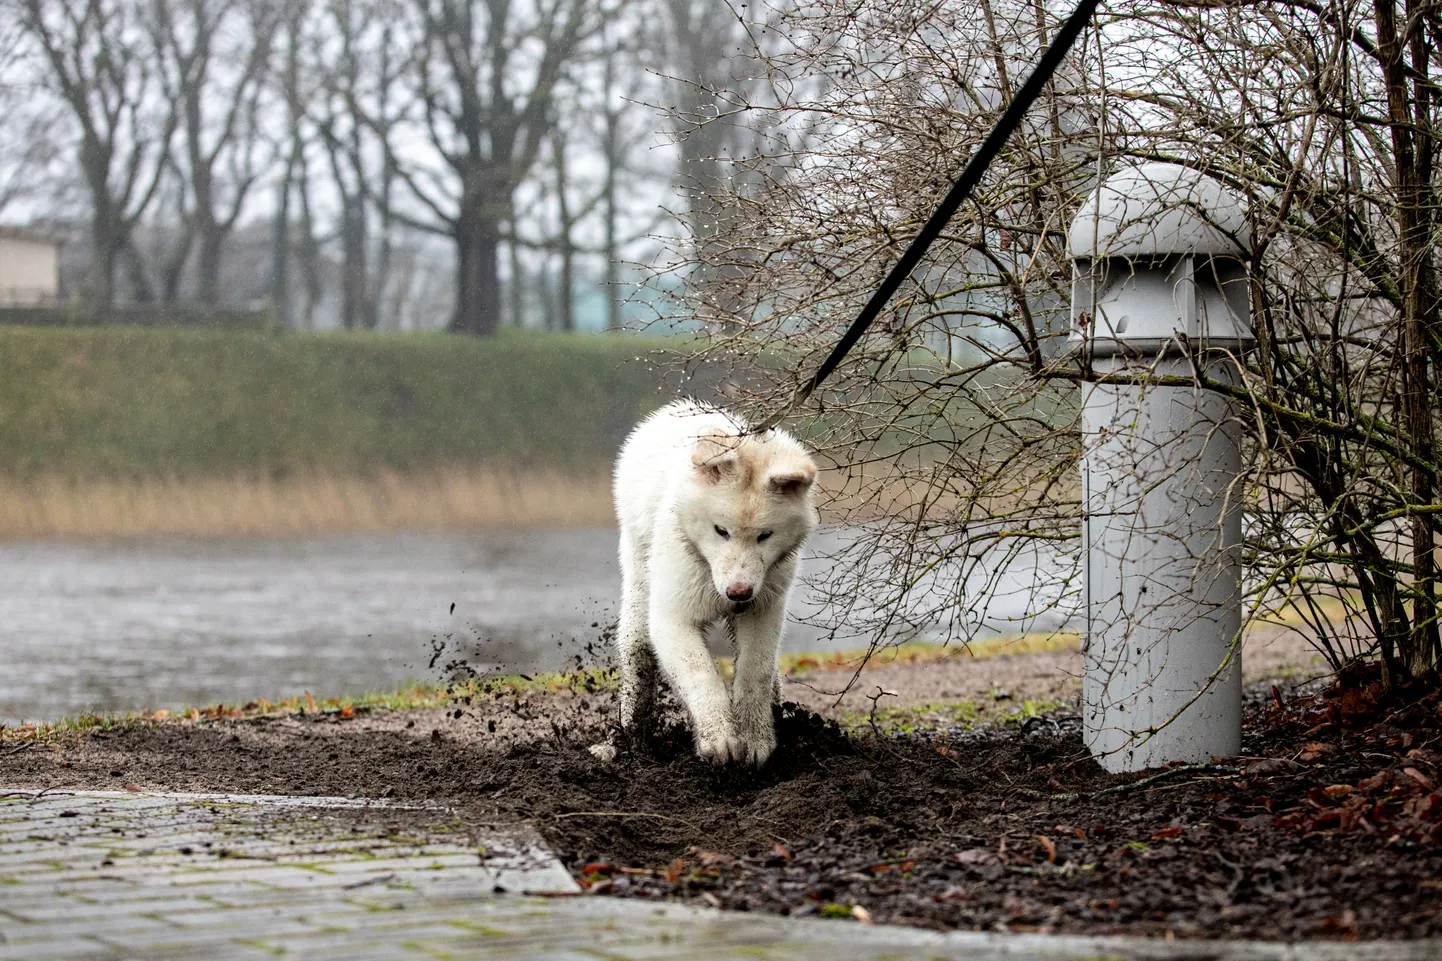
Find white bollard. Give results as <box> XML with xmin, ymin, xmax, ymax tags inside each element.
<box><xmin>1069</xmin><ymin>163</ymin><xmax>1253</xmax><ymax>772</ymax></box>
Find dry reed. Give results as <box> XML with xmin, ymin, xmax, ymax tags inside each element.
<box><xmin>0</xmin><ymin>463</ymin><xmax>964</xmax><ymax>541</ymax></box>
<box><xmin>0</xmin><ymin>469</ymin><xmax>617</xmax><ymax>540</ymax></box>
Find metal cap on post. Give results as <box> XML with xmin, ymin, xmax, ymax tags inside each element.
<box><xmin>1070</xmin><ymin>163</ymin><xmax>1253</xmax><ymax>772</ymax></box>
<box><xmin>1070</xmin><ymin>162</ymin><xmax>1253</xmax><ymax>355</ymax></box>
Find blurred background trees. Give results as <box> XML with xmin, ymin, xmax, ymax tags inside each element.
<box><xmin>0</xmin><ymin>0</ymin><xmax>721</xmax><ymax>331</ymax></box>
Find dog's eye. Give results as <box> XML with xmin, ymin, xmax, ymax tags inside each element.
<box><xmin>757</xmin><ymin>531</ymin><xmax>773</xmax><ymax>543</ymax></box>
<box><xmin>714</xmin><ymin>525</ymin><xmax>730</xmax><ymax>539</ymax></box>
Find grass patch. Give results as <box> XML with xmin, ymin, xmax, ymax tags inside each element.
<box><xmin>780</xmin><ymin>633</ymin><xmax>1080</xmax><ymax>677</ymax></box>
<box><xmin>0</xmin><ymin>668</ymin><xmax>620</xmax><ymax>744</ymax></box>
<box><xmin>840</xmin><ymin>696</ymin><xmax>1063</xmax><ymax>735</ymax></box>
<box><xmin>2</xmin><ymin>637</ymin><xmax>1085</xmax><ymax>743</ymax></box>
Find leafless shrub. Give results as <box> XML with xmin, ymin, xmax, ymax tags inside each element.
<box><xmin>660</xmin><ymin>0</ymin><xmax>1442</xmax><ymax>690</ymax></box>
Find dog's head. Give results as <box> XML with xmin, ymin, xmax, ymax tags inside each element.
<box><xmin>679</xmin><ymin>427</ymin><xmax>818</xmax><ymax>610</ymax></box>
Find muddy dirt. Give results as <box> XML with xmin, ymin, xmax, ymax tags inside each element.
<box><xmin>3</xmin><ymin>651</ymin><xmax>1440</xmax><ymax>943</ymax></box>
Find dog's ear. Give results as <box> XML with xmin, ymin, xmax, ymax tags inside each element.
<box><xmin>767</xmin><ymin>459</ymin><xmax>817</xmax><ymax>498</ymax></box>
<box><xmin>692</xmin><ymin>429</ymin><xmax>740</xmax><ymax>484</ymax></box>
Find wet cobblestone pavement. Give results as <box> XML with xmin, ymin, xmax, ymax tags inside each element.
<box><xmin>1</xmin><ymin>789</ymin><xmax>1436</xmax><ymax>960</ymax></box>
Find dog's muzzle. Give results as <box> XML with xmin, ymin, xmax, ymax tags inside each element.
<box><xmin>730</xmin><ymin>599</ymin><xmax>754</xmax><ymax>615</ymax></box>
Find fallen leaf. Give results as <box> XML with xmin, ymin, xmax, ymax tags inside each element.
<box><xmin>663</xmin><ymin>858</ymin><xmax>684</xmax><ymax>884</ymax></box>
<box><xmin>304</xmin><ymin>691</ymin><xmax>317</xmax><ymax>714</ymax></box>
<box><xmin>852</xmin><ymin>904</ymin><xmax>873</xmax><ymax>924</ymax></box>
<box><xmin>1358</xmin><ymin>772</ymin><xmax>1389</xmax><ymax>792</ymax></box>
<box><xmin>1323</xmin><ymin>784</ymin><xmax>1355</xmax><ymax>799</ymax></box>
<box><xmin>1151</xmin><ymin>826</ymin><xmax>1183</xmax><ymax>840</ymax></box>
<box><xmin>339</xmin><ymin>705</ymin><xmax>355</xmax><ymax>719</ymax></box>
<box><xmin>688</xmin><ymin>848</ymin><xmax>730</xmax><ymax>866</ymax></box>
<box><xmin>1034</xmin><ymin>834</ymin><xmax>1057</xmax><ymax>863</ymax></box>
<box><xmin>1404</xmin><ymin>767</ymin><xmax>1437</xmax><ymax>791</ymax></box>
<box><xmin>771</xmin><ymin>842</ymin><xmax>792</xmax><ymax>862</ymax></box>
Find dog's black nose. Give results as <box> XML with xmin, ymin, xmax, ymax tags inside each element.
<box><xmin>726</xmin><ymin>583</ymin><xmax>753</xmax><ymax>602</ymax></box>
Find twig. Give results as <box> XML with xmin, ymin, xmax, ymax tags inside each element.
<box><xmin>1013</xmin><ymin>763</ymin><xmax>1242</xmax><ymax>802</ymax></box>
<box><xmin>548</xmin><ymin>810</ymin><xmax>701</xmax><ymax>834</ymax></box>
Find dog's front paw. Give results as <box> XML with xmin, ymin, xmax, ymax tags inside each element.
<box><xmin>694</xmin><ymin>727</ymin><xmax>744</xmax><ymax>765</ymax></box>
<box><xmin>736</xmin><ymin>725</ymin><xmax>776</xmax><ymax>767</ymax></box>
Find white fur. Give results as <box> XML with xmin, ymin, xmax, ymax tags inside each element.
<box><xmin>596</xmin><ymin>400</ymin><xmax>819</xmax><ymax>767</ymax></box>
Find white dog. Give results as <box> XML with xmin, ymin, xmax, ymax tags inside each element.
<box><xmin>592</xmin><ymin>400</ymin><xmax>819</xmax><ymax>767</ymax></box>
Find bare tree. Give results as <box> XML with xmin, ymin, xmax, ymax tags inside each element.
<box><xmin>659</xmin><ymin>0</ymin><xmax>748</xmax><ymax>243</ymax></box>
<box><xmin>309</xmin><ymin>0</ymin><xmax>407</xmax><ymax>329</ymax></box>
<box><xmin>551</xmin><ymin>130</ymin><xmax>577</xmax><ymax>331</ymax></box>
<box><xmin>0</xmin><ymin>9</ymin><xmax>63</xmax><ymax>221</ymax></box>
<box><xmin>397</xmin><ymin>0</ymin><xmax>612</xmax><ymax>335</ymax></box>
<box><xmin>595</xmin><ymin>13</ymin><xmax>671</xmax><ymax>329</ymax></box>
<box><xmin>148</xmin><ymin>0</ymin><xmax>280</xmax><ymax>305</ymax></box>
<box><xmin>269</xmin><ymin>0</ymin><xmax>309</xmax><ymax>326</ymax></box>
<box><xmin>18</xmin><ymin>0</ymin><xmax>178</xmax><ymax>307</ymax></box>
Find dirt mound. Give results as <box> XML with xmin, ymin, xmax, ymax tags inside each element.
<box><xmin>4</xmin><ymin>684</ymin><xmax>1441</xmax><ymax>941</ymax></box>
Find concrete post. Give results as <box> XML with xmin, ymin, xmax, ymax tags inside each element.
<box><xmin>1068</xmin><ymin>163</ymin><xmax>1253</xmax><ymax>773</ymax></box>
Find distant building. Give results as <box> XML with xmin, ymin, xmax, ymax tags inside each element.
<box><xmin>0</xmin><ymin>226</ymin><xmax>60</xmax><ymax>306</ymax></box>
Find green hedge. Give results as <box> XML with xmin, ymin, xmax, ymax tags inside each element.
<box><xmin>0</xmin><ymin>305</ymin><xmax>275</xmax><ymax>331</ymax></box>
<box><xmin>0</xmin><ymin>326</ymin><xmax>677</xmax><ymax>477</ymax></box>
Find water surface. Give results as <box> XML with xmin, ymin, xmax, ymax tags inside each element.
<box><xmin>0</xmin><ymin>528</ymin><xmax>1076</xmax><ymax>723</ymax></box>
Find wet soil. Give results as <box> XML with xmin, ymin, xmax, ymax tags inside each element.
<box><xmin>3</xmin><ymin>659</ymin><xmax>1438</xmax><ymax>942</ymax></box>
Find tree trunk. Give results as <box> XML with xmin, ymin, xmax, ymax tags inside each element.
<box><xmin>601</xmin><ymin>25</ymin><xmax>622</xmax><ymax>330</ymax></box>
<box><xmin>196</xmin><ymin>224</ymin><xmax>223</xmax><ymax>306</ymax></box>
<box><xmin>603</xmin><ymin>112</ymin><xmax>620</xmax><ymax>330</ymax></box>
<box><xmin>1374</xmin><ymin>0</ymin><xmax>1440</xmax><ymax>682</ymax></box>
<box><xmin>271</xmin><ymin>161</ymin><xmax>292</xmax><ymax>326</ymax></box>
<box><xmin>122</xmin><ymin>238</ymin><xmax>154</xmax><ymax>304</ymax></box>
<box><xmin>296</xmin><ymin>159</ymin><xmax>323</xmax><ymax>328</ymax></box>
<box><xmin>508</xmin><ymin>225</ymin><xmax>524</xmax><ymax>328</ymax></box>
<box><xmin>160</xmin><ymin>223</ymin><xmax>195</xmax><ymax>305</ymax></box>
<box><xmin>451</xmin><ymin>199</ymin><xmax>502</xmax><ymax>336</ymax></box>
<box><xmin>339</xmin><ymin>204</ymin><xmax>369</xmax><ymax>330</ymax></box>
<box><xmin>372</xmin><ymin>155</ymin><xmax>395</xmax><ymax>330</ymax></box>
<box><xmin>89</xmin><ymin>207</ymin><xmax>118</xmax><ymax>311</ymax></box>
<box><xmin>554</xmin><ymin>137</ymin><xmax>575</xmax><ymax>333</ymax></box>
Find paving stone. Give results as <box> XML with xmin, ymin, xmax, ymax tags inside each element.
<box><xmin>1</xmin><ymin>915</ymin><xmax>182</xmax><ymax>946</ymax></box>
<box><xmin>0</xmin><ymin>789</ymin><xmax>1439</xmax><ymax>960</ymax></box>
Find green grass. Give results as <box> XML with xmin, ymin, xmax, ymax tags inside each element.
<box><xmin>0</xmin><ymin>326</ymin><xmax>676</xmax><ymax>477</ymax></box>
<box><xmin>839</xmin><ymin>697</ymin><xmax>1063</xmax><ymax>735</ymax></box>
<box><xmin>0</xmin><ymin>668</ymin><xmax>621</xmax><ymax>743</ymax></box>
<box><xmin>779</xmin><ymin>632</ymin><xmax>1081</xmax><ymax>676</ymax></box>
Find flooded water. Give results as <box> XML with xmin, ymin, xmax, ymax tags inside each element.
<box><xmin>0</xmin><ymin>528</ymin><xmax>1078</xmax><ymax>724</ymax></box>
